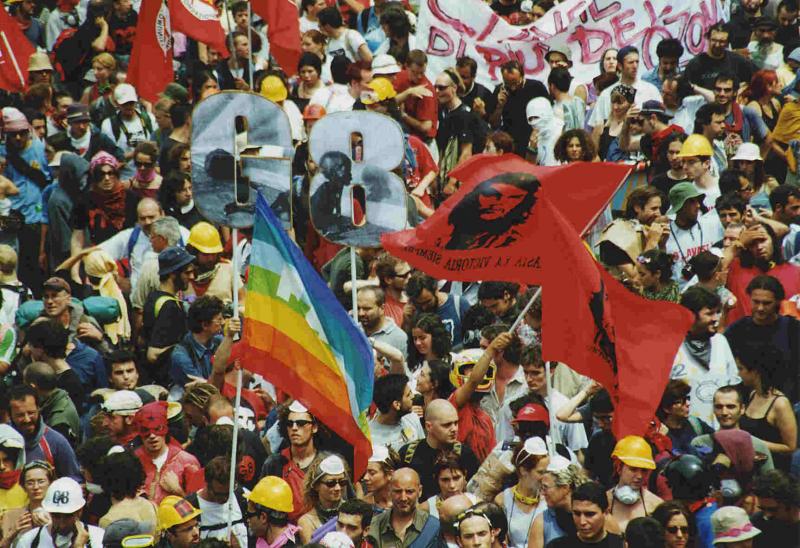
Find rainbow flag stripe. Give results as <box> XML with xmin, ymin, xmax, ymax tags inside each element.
<box><xmin>240</xmin><ymin>193</ymin><xmax>373</xmax><ymax>474</ymax></box>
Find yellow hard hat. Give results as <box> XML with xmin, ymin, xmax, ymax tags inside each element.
<box><xmin>246</xmin><ymin>476</ymin><xmax>294</xmax><ymax>513</ymax></box>
<box><xmin>676</xmin><ymin>134</ymin><xmax>713</xmax><ymax>158</ymax></box>
<box><xmin>361</xmin><ymin>77</ymin><xmax>396</xmax><ymax>105</ymax></box>
<box><xmin>187</xmin><ymin>222</ymin><xmax>223</xmax><ymax>254</ymax></box>
<box><xmin>611</xmin><ymin>435</ymin><xmax>656</xmax><ymax>470</ymax></box>
<box><xmin>449</xmin><ymin>348</ymin><xmax>496</xmax><ymax>393</ymax></box>
<box><xmin>157</xmin><ymin>496</ymin><xmax>201</xmax><ymax>531</ymax></box>
<box><xmin>260</xmin><ymin>75</ymin><xmax>288</xmax><ymax>103</ymax></box>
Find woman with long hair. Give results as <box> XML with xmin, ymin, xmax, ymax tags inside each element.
<box><xmin>301</xmin><ymin>30</ymin><xmax>332</xmax><ymax>83</ymax></box>
<box><xmin>735</xmin><ymin>342</ymin><xmax>797</xmax><ymax>471</ymax></box>
<box><xmin>586</xmin><ymin>48</ymin><xmax>619</xmax><ymax>108</ymax></box>
<box><xmin>746</xmin><ymin>70</ymin><xmax>782</xmax><ymax>132</ymax></box>
<box><xmin>191</xmin><ymin>71</ymin><xmax>220</xmax><ymax>103</ymax></box>
<box><xmin>291</xmin><ymin>53</ymin><xmax>325</xmax><ymax>112</ymax></box>
<box><xmin>598</xmin><ymin>84</ymin><xmax>635</xmax><ymax>160</ymax></box>
<box><xmin>652</xmin><ymin>501</ymin><xmax>694</xmax><ymax>548</ymax></box>
<box><xmin>415</xmin><ymin>359</ymin><xmax>455</xmax><ymax>408</ymax></box>
<box><xmin>0</xmin><ymin>461</ymin><xmax>55</xmax><ymax>547</ymax></box>
<box><xmin>553</xmin><ymin>129</ymin><xmax>597</xmax><ymax>163</ymax></box>
<box><xmin>360</xmin><ymin>445</ymin><xmax>398</xmax><ymax>511</ymax></box>
<box><xmin>496</xmin><ymin>438</ymin><xmax>550</xmax><ymax>548</ymax></box>
<box><xmin>419</xmin><ymin>453</ymin><xmax>477</xmax><ymax>519</ymax></box>
<box><xmin>407</xmin><ymin>313</ymin><xmax>452</xmax><ymax>372</ymax></box>
<box><xmin>158</xmin><ymin>171</ymin><xmax>203</xmax><ymax>230</ymax></box>
<box><xmin>528</xmin><ymin>462</ymin><xmax>590</xmax><ymax>548</ymax></box>
<box><xmin>636</xmin><ymin>249</ymin><xmax>681</xmax><ymax>303</ymax></box>
<box><xmin>298</xmin><ymin>454</ymin><xmax>351</xmax><ymax>543</ymax></box>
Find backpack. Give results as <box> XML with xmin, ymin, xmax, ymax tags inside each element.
<box><xmin>109</xmin><ymin>110</ymin><xmax>154</xmax><ymax>145</ymax></box>
<box><xmin>16</xmin><ymin>296</ymin><xmax>120</xmax><ymax>330</ymax></box>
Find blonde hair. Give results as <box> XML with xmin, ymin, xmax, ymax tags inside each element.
<box><xmin>546</xmin><ymin>464</ymin><xmax>590</xmax><ymax>490</ymax></box>
<box><xmin>0</xmin><ymin>245</ymin><xmax>17</xmax><ymax>274</ymax></box>
<box><xmin>92</xmin><ymin>53</ymin><xmax>117</xmax><ymax>71</ymax></box>
<box><xmin>302</xmin><ymin>453</ymin><xmax>351</xmax><ymax>508</ymax></box>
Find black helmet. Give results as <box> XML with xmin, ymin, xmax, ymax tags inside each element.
<box><xmin>665</xmin><ymin>455</ymin><xmax>713</xmax><ymax>500</ymax></box>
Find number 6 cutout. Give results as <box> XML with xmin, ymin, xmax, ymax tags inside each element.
<box><xmin>308</xmin><ymin>111</ymin><xmax>409</xmax><ymax>247</ymax></box>
<box><xmin>191</xmin><ymin>91</ymin><xmax>294</xmax><ymax>229</ymax></box>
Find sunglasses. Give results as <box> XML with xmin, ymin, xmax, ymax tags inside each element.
<box><xmin>393</xmin><ymin>271</ymin><xmax>412</xmax><ymax>279</ymax></box>
<box><xmin>135</xmin><ymin>160</ymin><xmax>154</xmax><ymax>168</ymax></box>
<box><xmin>286</xmin><ymin>419</ymin><xmax>313</xmax><ymax>428</ymax></box>
<box><xmin>666</xmin><ymin>526</ymin><xmax>689</xmax><ymax>535</ymax></box>
<box><xmin>434</xmin><ymin>84</ymin><xmax>451</xmax><ymax>91</ymax></box>
<box><xmin>321</xmin><ymin>479</ymin><xmax>348</xmax><ymax>488</ymax></box>
<box><xmin>99</xmin><ymin>169</ymin><xmax>118</xmax><ymax>179</ymax></box>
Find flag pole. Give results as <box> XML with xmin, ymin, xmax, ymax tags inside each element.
<box><xmin>222</xmin><ymin>0</ymin><xmax>239</xmax><ymax>71</ymax></box>
<box><xmin>350</xmin><ymin>247</ymin><xmax>358</xmax><ymax>323</ymax></box>
<box><xmin>0</xmin><ymin>32</ymin><xmax>25</xmax><ymax>88</ymax></box>
<box><xmin>246</xmin><ymin>1</ymin><xmax>254</xmax><ymax>90</ymax></box>
<box><xmin>544</xmin><ymin>360</ymin><xmax>558</xmax><ymax>456</ymax></box>
<box><xmin>226</xmin><ymin>225</ymin><xmax>243</xmax><ymax>540</ymax></box>
<box><xmin>509</xmin><ymin>286</ymin><xmax>541</xmax><ymax>333</ymax></box>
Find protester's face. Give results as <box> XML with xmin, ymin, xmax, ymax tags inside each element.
<box><xmin>659</xmin><ymin>56</ymin><xmax>679</xmax><ymax>76</ymax></box>
<box><xmin>399</xmin><ymin>384</ymin><xmax>414</xmax><ymax>414</ymax></box>
<box><xmin>427</xmin><ymin>408</ymin><xmax>459</xmax><ymax>445</ymax></box>
<box><xmin>713</xmin><ymin>391</ymin><xmax>743</xmax><ymax>429</ymax></box>
<box><xmin>540</xmin><ymin>474</ymin><xmax>568</xmax><ymax>507</ymax></box>
<box><xmin>173</xmin><ymin>264</ymin><xmax>195</xmax><ymax>292</ymax></box>
<box><xmin>135</xmin><ymin>152</ymin><xmax>156</xmax><ymax>176</ymax></box>
<box><xmin>662</xmin><ymin>80</ymin><xmax>679</xmax><ymax>109</ymax></box>
<box><xmin>412</xmin><ymin>288</ymin><xmax>438</xmax><ymax>313</ymax></box>
<box><xmin>19</xmin><ymin>0</ymin><xmax>35</xmax><ymax>16</ymax></box>
<box><xmin>318</xmin><ymin>474</ymin><xmax>346</xmax><ymax>506</ymax></box>
<box><xmin>337</xmin><ymin>513</ymin><xmax>365</xmax><ymax>543</ymax></box>
<box><xmin>437</xmin><ymin>467</ymin><xmax>466</xmax><ymax>499</ymax></box>
<box><xmin>23</xmin><ymin>468</ymin><xmax>50</xmax><ymax>502</ymax></box>
<box><xmin>573</xmin><ymin>500</ymin><xmax>605</xmax><ymax>542</ymax></box>
<box><xmin>714</xmin><ymin>79</ymin><xmax>735</xmax><ymax>106</ymax></box>
<box><xmin>169</xmin><ymin>518</ymin><xmax>200</xmax><ymax>548</ymax></box>
<box><xmin>755</xmin><ymin>26</ymin><xmax>776</xmax><ymax>44</ymax></box>
<box><xmin>694</xmin><ymin>306</ymin><xmax>720</xmax><ymax>335</ymax></box>
<box><xmin>390</xmin><ymin>475</ymin><xmax>420</xmax><ymax>516</ymax></box>
<box><xmin>757</xmin><ymin>496</ymin><xmax>793</xmax><ymax>522</ymax></box>
<box><xmin>667</xmin><ymin>393</ymin><xmax>690</xmax><ymax>421</ymax></box>
<box><xmin>565</xmin><ymin>137</ymin><xmax>583</xmax><ymax>161</ymax></box>
<box><xmin>634</xmin><ymin>196</ymin><xmax>662</xmax><ymax>225</ymax></box>
<box><xmin>457</xmin><ymin>66</ymin><xmax>474</xmax><ymax>91</ymax></box>
<box><xmin>302</xmin><ymin>35</ymin><xmax>324</xmax><ymax>57</ymax></box>
<box><xmin>636</xmin><ymin>263</ymin><xmax>659</xmax><ymax>289</ymax></box>
<box><xmin>176</xmin><ymin>179</ymin><xmax>193</xmax><ymax>205</ymax></box>
<box><xmin>480</xmin><ymin>293</ymin><xmax>513</xmax><ymax>318</ymax></box>
<box><xmin>30</xmin><ymin>119</ymin><xmax>45</xmax><ymax>139</ymax></box>
<box><xmin>109</xmin><ymin>362</ymin><xmax>139</xmax><ymax>391</ymax></box>
<box><xmin>137</xmin><ymin>202</ymin><xmax>161</xmax><ymax>237</ymax></box>
<box><xmin>364</xmin><ymin>462</ymin><xmax>389</xmax><ymax>493</ymax></box>
<box><xmin>407</xmin><ymin>62</ymin><xmax>426</xmax><ymax>85</ymax></box>
<box><xmin>523</xmin><ymin>363</ymin><xmax>545</xmax><ymax>392</ymax></box>
<box><xmin>664</xmin><ymin>512</ymin><xmax>690</xmax><ymax>548</ymax></box>
<box><xmin>708</xmin><ymin>30</ymin><xmax>730</xmax><ymax>57</ymax></box>
<box><xmin>778</xmin><ymin>6</ymin><xmax>798</xmax><ymax>27</ymax></box>
<box><xmin>114</xmin><ymin>0</ymin><xmax>132</xmax><ymax>14</ymax></box>
<box><xmin>234</xmin><ymin>9</ymin><xmax>248</xmax><ymax>28</ymax></box>
<box><xmin>416</xmin><ymin>363</ymin><xmax>434</xmax><ymax>394</ymax></box>
<box><xmin>10</xmin><ymin>396</ymin><xmax>38</xmax><ymax>437</ymax></box>
<box><xmin>51</xmin><ymin>511</ymin><xmax>80</xmax><ymax>536</ymax></box>
<box><xmin>101</xmin><ymin>412</ymin><xmax>127</xmax><ymax>436</ymax></box>
<box><xmin>143</xmin><ymin>432</ymin><xmax>166</xmax><ymax>455</ymax></box>
<box><xmin>747</xmin><ymin>232</ymin><xmax>774</xmax><ymax>261</ymax></box>
<box><xmin>388</xmin><ymin>261</ymin><xmax>411</xmax><ymax>291</ymax></box>
<box><xmin>776</xmin><ymin>195</ymin><xmax>800</xmax><ymax>224</ymax></box>
<box><xmin>594</xmin><ymin>411</ymin><xmax>614</xmax><ymax>433</ymax></box>
<box><xmin>547</xmin><ymin>53</ymin><xmax>570</xmax><ymax>69</ymax></box>
<box><xmin>412</xmin><ymin>328</ymin><xmax>433</xmax><ymax>358</ymax></box>
<box><xmin>95</xmin><ymin>165</ymin><xmax>119</xmax><ymax>192</ymax></box>
<box><xmin>42</xmin><ymin>288</ymin><xmax>70</xmax><ymax>317</ymax></box>
<box><xmin>199</xmin><ymin>77</ymin><xmax>220</xmax><ymax>97</ymax></box>
<box><xmin>5</xmin><ymin>130</ymin><xmax>29</xmax><ymax>151</ymax></box>
<box><xmin>299</xmin><ymin>65</ymin><xmax>320</xmax><ymax>87</ymax></box>
<box><xmin>457</xmin><ymin>516</ymin><xmax>493</xmax><ymax>548</ymax></box>
<box><xmin>68</xmin><ymin>119</ymin><xmax>90</xmax><ymax>139</ymax></box>
<box><xmin>357</xmin><ymin>292</ymin><xmax>383</xmax><ymax>331</ymax></box>
<box><xmin>620</xmin><ymin>52</ymin><xmax>639</xmax><ymax>80</ymax></box>
<box><xmin>723</xmin><ymin>225</ymin><xmax>743</xmax><ymax>249</ymax></box>
<box><xmin>286</xmin><ymin>411</ymin><xmax>316</xmax><ymax>446</ymax></box>
<box><xmin>435</xmin><ymin>75</ymin><xmax>457</xmax><ymax>105</ymax></box>
<box><xmin>29</xmin><ymin>70</ymin><xmax>51</xmax><ymax>85</ymax></box>
<box><xmin>717</xmin><ymin>207</ymin><xmax>742</xmax><ymax>227</ymax></box>
<box><xmin>749</xmin><ymin>288</ymin><xmax>779</xmax><ymax>325</ymax></box>
<box><xmin>501</xmin><ymin>68</ymin><xmax>524</xmax><ymax>92</ymax></box>
<box><xmin>678</xmin><ymin>197</ymin><xmax>701</xmax><ymax>223</ymax></box>
<box><xmin>246</xmin><ymin>503</ymin><xmax>267</xmax><ymax>537</ymax></box>
<box><xmin>478</xmin><ymin>183</ymin><xmax>527</xmax><ymax>221</ymax></box>
<box><xmin>0</xmin><ymin>450</ymin><xmax>14</xmax><ymax>473</ymax></box>
<box><xmin>610</xmin><ymin>96</ymin><xmax>631</xmax><ymax>119</ymax></box>
<box><xmin>619</xmin><ymin>463</ymin><xmax>648</xmax><ymax>490</ymax></box>
<box><xmin>602</xmin><ymin>50</ymin><xmax>618</xmax><ymax>73</ymax></box>
<box><xmin>681</xmin><ymin>157</ymin><xmax>707</xmax><ymax>180</ymax></box>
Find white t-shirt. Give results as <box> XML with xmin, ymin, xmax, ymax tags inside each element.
<box><xmin>309</xmin><ymin>83</ymin><xmax>356</xmax><ymax>113</ymax></box>
<box><xmin>326</xmin><ymin>29</ymin><xmax>367</xmax><ymax>62</ymax></box>
<box><xmin>671</xmin><ymin>334</ymin><xmax>739</xmax><ymax>428</ymax></box>
<box><xmin>368</xmin><ymin>412</ymin><xmax>425</xmax><ymax>451</ymax></box>
<box><xmin>665</xmin><ymin>213</ymin><xmax>724</xmax><ymax>287</ymax></box>
<box><xmin>589</xmin><ymin>79</ymin><xmax>662</xmax><ymax>128</ymax></box>
<box><xmin>300</xmin><ymin>15</ymin><xmax>319</xmax><ymax>33</ymax></box>
<box><xmin>100</xmin><ymin>111</ymin><xmax>157</xmax><ymax>153</ymax></box>
<box><xmin>496</xmin><ymin>390</ymin><xmax>588</xmax><ymax>452</ymax></box>
<box><xmin>16</xmin><ymin>524</ymin><xmax>105</xmax><ymax>548</ymax></box>
<box><xmin>694</xmin><ymin>180</ymin><xmax>721</xmax><ymax>212</ymax></box>
<box><xmin>283</xmin><ymin>100</ymin><xmax>306</xmax><ymax>143</ymax></box>
<box><xmin>197</xmin><ymin>495</ymin><xmax>248</xmax><ymax>548</ymax></box>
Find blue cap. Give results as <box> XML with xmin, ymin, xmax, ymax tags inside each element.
<box><xmin>158</xmin><ymin>246</ymin><xmax>195</xmax><ymax>276</ymax></box>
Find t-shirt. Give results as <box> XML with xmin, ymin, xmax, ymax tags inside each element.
<box><xmin>492</xmin><ymin>79</ymin><xmax>549</xmax><ymax>155</ymax></box>
<box><xmin>368</xmin><ymin>412</ymin><xmax>425</xmax><ymax>451</ymax></box>
<box><xmin>589</xmin><ymin>79</ymin><xmax>662</xmax><ymax>128</ymax></box>
<box><xmin>547</xmin><ymin>533</ymin><xmax>624</xmax><ymax>548</ymax></box>
<box><xmin>665</xmin><ymin>213</ymin><xmax>724</xmax><ymax>287</ymax></box>
<box><xmin>394</xmin><ymin>70</ymin><xmax>438</xmax><ymax>140</ymax></box>
<box><xmin>436</xmin><ymin>103</ymin><xmax>481</xmax><ymax>157</ymax></box>
<box><xmin>684</xmin><ymin>52</ymin><xmax>754</xmax><ymax>91</ymax></box>
<box><xmin>326</xmin><ymin>29</ymin><xmax>367</xmax><ymax>62</ymax></box>
<box><xmin>100</xmin><ymin>111</ymin><xmax>157</xmax><ymax>153</ymax></box>
<box><xmin>15</xmin><ymin>524</ymin><xmax>105</xmax><ymax>548</ymax></box>
<box><xmin>436</xmin><ymin>293</ymin><xmax>471</xmax><ymax>346</ymax></box>
<box><xmin>398</xmin><ymin>438</ymin><xmax>480</xmax><ymax>500</ymax></box>
<box><xmin>142</xmin><ymin>290</ymin><xmax>187</xmax><ymax>349</ymax></box>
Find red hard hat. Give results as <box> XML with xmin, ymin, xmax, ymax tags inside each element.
<box><xmin>303</xmin><ymin>104</ymin><xmax>327</xmax><ymax>121</ymax></box>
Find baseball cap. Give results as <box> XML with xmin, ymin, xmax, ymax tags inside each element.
<box><xmin>102</xmin><ymin>390</ymin><xmax>143</xmax><ymax>416</ymax></box>
<box><xmin>513</xmin><ymin>403</ymin><xmax>550</xmax><ymax>426</ymax></box>
<box><xmin>157</xmin><ymin>246</ymin><xmax>195</xmax><ymax>276</ymax></box>
<box><xmin>639</xmin><ymin>100</ymin><xmax>671</xmax><ymax>118</ymax></box>
<box><xmin>43</xmin><ymin>276</ymin><xmax>71</xmax><ymax>294</ymax></box>
<box><xmin>752</xmin><ymin>16</ymin><xmax>778</xmax><ymax>31</ymax></box>
<box><xmin>667</xmin><ymin>182</ymin><xmax>705</xmax><ymax>216</ymax></box>
<box><xmin>42</xmin><ymin>478</ymin><xmax>86</xmax><ymax>514</ymax></box>
<box><xmin>114</xmin><ymin>83</ymin><xmax>138</xmax><ymax>105</ymax></box>
<box><xmin>372</xmin><ymin>54</ymin><xmax>401</xmax><ymax>76</ymax></box>
<box><xmin>66</xmin><ymin>104</ymin><xmax>91</xmax><ymax>124</ymax></box>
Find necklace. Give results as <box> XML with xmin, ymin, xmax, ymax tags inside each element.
<box><xmin>512</xmin><ymin>485</ymin><xmax>539</xmax><ymax>506</ymax></box>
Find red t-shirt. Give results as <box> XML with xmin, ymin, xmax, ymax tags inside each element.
<box><xmin>448</xmin><ymin>393</ymin><xmax>496</xmax><ymax>462</ymax></box>
<box><xmin>383</xmin><ymin>292</ymin><xmax>405</xmax><ymax>328</ymax></box>
<box><xmin>393</xmin><ymin>70</ymin><xmax>438</xmax><ymax>140</ymax></box>
<box><xmin>407</xmin><ymin>134</ymin><xmax>438</xmax><ymax>208</ymax></box>
<box><xmin>726</xmin><ymin>260</ymin><xmax>800</xmax><ymax>324</ymax></box>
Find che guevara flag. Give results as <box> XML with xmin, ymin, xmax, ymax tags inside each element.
<box><xmin>381</xmin><ymin>158</ymin><xmax>693</xmax><ymax>436</ymax></box>
<box><xmin>0</xmin><ymin>6</ymin><xmax>35</xmax><ymax>92</ymax></box>
<box><xmin>252</xmin><ymin>0</ymin><xmax>302</xmax><ymax>76</ymax></box>
<box><xmin>170</xmin><ymin>0</ymin><xmax>229</xmax><ymax>56</ymax></box>
<box><xmin>127</xmin><ymin>0</ymin><xmax>174</xmax><ymax>103</ymax></box>
<box><xmin>235</xmin><ymin>193</ymin><xmax>374</xmax><ymax>476</ymax></box>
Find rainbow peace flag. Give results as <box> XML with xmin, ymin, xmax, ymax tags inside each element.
<box><xmin>238</xmin><ymin>194</ymin><xmax>373</xmax><ymax>475</ymax></box>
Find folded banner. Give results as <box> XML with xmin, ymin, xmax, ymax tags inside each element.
<box><xmin>236</xmin><ymin>193</ymin><xmax>373</xmax><ymax>476</ymax></box>
<box><xmin>381</xmin><ymin>158</ymin><xmax>628</xmax><ymax>283</ymax></box>
<box><xmin>417</xmin><ymin>0</ymin><xmax>725</xmax><ymax>88</ymax></box>
<box><xmin>127</xmin><ymin>0</ymin><xmax>174</xmax><ymax>103</ymax></box>
<box><xmin>170</xmin><ymin>0</ymin><xmax>229</xmax><ymax>57</ymax></box>
<box><xmin>252</xmin><ymin>0</ymin><xmax>302</xmax><ymax>77</ymax></box>
<box><xmin>0</xmin><ymin>7</ymin><xmax>35</xmax><ymax>92</ymax></box>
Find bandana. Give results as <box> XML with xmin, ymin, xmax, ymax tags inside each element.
<box><xmin>0</xmin><ymin>469</ymin><xmax>21</xmax><ymax>490</ymax></box>
<box><xmin>89</xmin><ymin>150</ymin><xmax>120</xmax><ymax>174</ymax></box>
<box><xmin>611</xmin><ymin>84</ymin><xmax>637</xmax><ymax>104</ymax></box>
<box><xmin>134</xmin><ymin>401</ymin><xmax>169</xmax><ymax>438</ymax></box>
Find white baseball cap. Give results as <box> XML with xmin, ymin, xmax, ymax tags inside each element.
<box><xmin>114</xmin><ymin>83</ymin><xmax>138</xmax><ymax>105</ymax></box>
<box><xmin>319</xmin><ymin>455</ymin><xmax>346</xmax><ymax>476</ymax></box>
<box><xmin>369</xmin><ymin>445</ymin><xmax>390</xmax><ymax>463</ymax></box>
<box><xmin>42</xmin><ymin>477</ymin><xmax>86</xmax><ymax>514</ymax></box>
<box><xmin>288</xmin><ymin>400</ymin><xmax>309</xmax><ymax>414</ymax></box>
<box><xmin>101</xmin><ymin>390</ymin><xmax>143</xmax><ymax>416</ymax></box>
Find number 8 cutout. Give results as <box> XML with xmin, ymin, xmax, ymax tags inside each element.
<box><xmin>308</xmin><ymin>111</ymin><xmax>409</xmax><ymax>247</ymax></box>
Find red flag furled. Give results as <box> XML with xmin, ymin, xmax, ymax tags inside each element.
<box><xmin>448</xmin><ymin>154</ymin><xmax>631</xmax><ymax>235</ymax></box>
<box><xmin>538</xmin><ymin>201</ymin><xmax>694</xmax><ymax>438</ymax></box>
<box><xmin>381</xmin><ymin>157</ymin><xmax>629</xmax><ymax>284</ymax></box>
<box><xmin>252</xmin><ymin>0</ymin><xmax>302</xmax><ymax>76</ymax></box>
<box><xmin>0</xmin><ymin>7</ymin><xmax>35</xmax><ymax>93</ymax></box>
<box><xmin>127</xmin><ymin>0</ymin><xmax>174</xmax><ymax>103</ymax></box>
<box><xmin>170</xmin><ymin>0</ymin><xmax>229</xmax><ymax>56</ymax></box>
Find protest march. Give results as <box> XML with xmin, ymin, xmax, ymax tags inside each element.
<box><xmin>1</xmin><ymin>0</ymin><xmax>800</xmax><ymax>546</ymax></box>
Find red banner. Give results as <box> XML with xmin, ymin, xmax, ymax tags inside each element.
<box><xmin>0</xmin><ymin>8</ymin><xmax>35</xmax><ymax>93</ymax></box>
<box><xmin>127</xmin><ymin>0</ymin><xmax>174</xmax><ymax>103</ymax></box>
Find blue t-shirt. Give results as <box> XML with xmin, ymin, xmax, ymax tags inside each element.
<box><xmin>0</xmin><ymin>138</ymin><xmax>51</xmax><ymax>224</ymax></box>
<box><xmin>66</xmin><ymin>340</ymin><xmax>108</xmax><ymax>392</ymax></box>
<box><xmin>695</xmin><ymin>501</ymin><xmax>719</xmax><ymax>548</ymax></box>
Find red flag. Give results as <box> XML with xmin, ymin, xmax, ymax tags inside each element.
<box><xmin>251</xmin><ymin>0</ymin><xmax>301</xmax><ymax>76</ymax></box>
<box><xmin>170</xmin><ymin>0</ymin><xmax>229</xmax><ymax>56</ymax></box>
<box><xmin>448</xmin><ymin>154</ymin><xmax>631</xmax><ymax>235</ymax></box>
<box><xmin>127</xmin><ymin>0</ymin><xmax>174</xmax><ymax>103</ymax></box>
<box><xmin>0</xmin><ymin>7</ymin><xmax>35</xmax><ymax>93</ymax></box>
<box><xmin>539</xmin><ymin>204</ymin><xmax>694</xmax><ymax>437</ymax></box>
<box><xmin>380</xmin><ymin>158</ymin><xmax>629</xmax><ymax>284</ymax></box>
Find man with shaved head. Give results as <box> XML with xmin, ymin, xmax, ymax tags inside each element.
<box><xmin>439</xmin><ymin>494</ymin><xmax>475</xmax><ymax>547</ymax></box>
<box><xmin>369</xmin><ymin>467</ymin><xmax>441</xmax><ymax>547</ymax></box>
<box><xmin>399</xmin><ymin>399</ymin><xmax>480</xmax><ymax>499</ymax></box>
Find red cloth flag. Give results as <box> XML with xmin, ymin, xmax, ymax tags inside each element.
<box><xmin>381</xmin><ymin>157</ymin><xmax>629</xmax><ymax>284</ymax></box>
<box><xmin>448</xmin><ymin>154</ymin><xmax>631</xmax><ymax>235</ymax></box>
<box><xmin>127</xmin><ymin>0</ymin><xmax>174</xmax><ymax>103</ymax></box>
<box><xmin>0</xmin><ymin>7</ymin><xmax>35</xmax><ymax>93</ymax></box>
<box><xmin>252</xmin><ymin>0</ymin><xmax>302</xmax><ymax>76</ymax></box>
<box><xmin>170</xmin><ymin>0</ymin><xmax>229</xmax><ymax>56</ymax></box>
<box><xmin>539</xmin><ymin>202</ymin><xmax>694</xmax><ymax>437</ymax></box>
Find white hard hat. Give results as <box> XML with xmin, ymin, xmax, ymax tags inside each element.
<box><xmin>41</xmin><ymin>477</ymin><xmax>86</xmax><ymax>514</ymax></box>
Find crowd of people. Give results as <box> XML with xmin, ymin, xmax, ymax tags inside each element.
<box><xmin>0</xmin><ymin>0</ymin><xmax>799</xmax><ymax>547</ymax></box>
